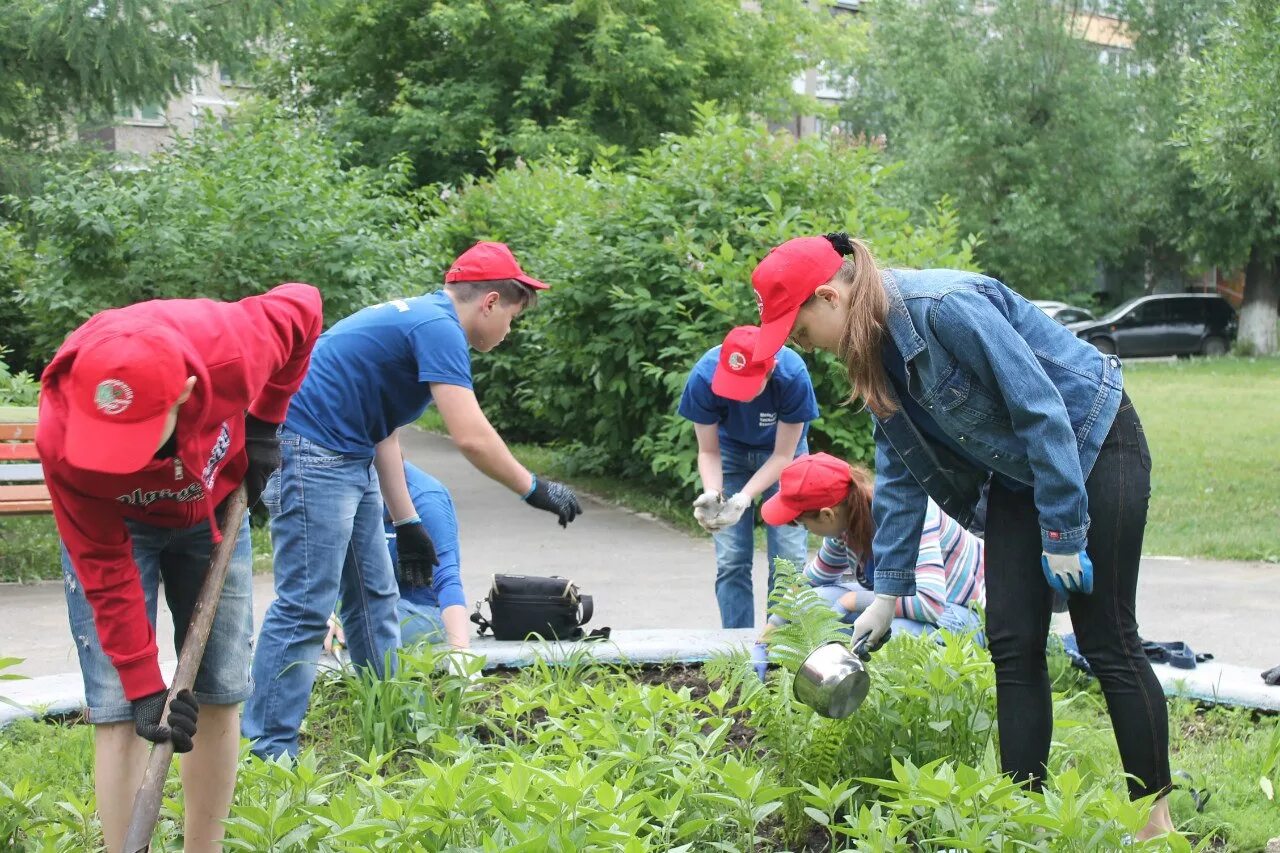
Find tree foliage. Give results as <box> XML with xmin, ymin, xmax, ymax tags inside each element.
<box><xmin>838</xmin><ymin>0</ymin><xmax>1138</xmax><ymax>300</ymax></box>
<box><xmin>275</xmin><ymin>0</ymin><xmax>853</xmax><ymax>185</ymax></box>
<box><xmin>1177</xmin><ymin>0</ymin><xmax>1280</xmax><ymax>353</ymax></box>
<box><xmin>12</xmin><ymin>106</ymin><xmax>430</xmax><ymax>360</ymax></box>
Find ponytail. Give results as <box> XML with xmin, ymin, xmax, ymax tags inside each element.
<box><xmin>823</xmin><ymin>233</ymin><xmax>895</xmax><ymax>418</ymax></box>
<box><xmin>841</xmin><ymin>463</ymin><xmax>877</xmax><ymax>564</ymax></box>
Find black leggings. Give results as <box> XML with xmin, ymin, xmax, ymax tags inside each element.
<box><xmin>984</xmin><ymin>395</ymin><xmax>1170</xmax><ymax>800</ymax></box>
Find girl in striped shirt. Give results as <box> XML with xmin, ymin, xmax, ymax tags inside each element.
<box><xmin>761</xmin><ymin>452</ymin><xmax>986</xmax><ymax>641</ymax></box>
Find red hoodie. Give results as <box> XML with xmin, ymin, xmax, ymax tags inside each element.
<box><xmin>37</xmin><ymin>283</ymin><xmax>323</xmax><ymax>700</ymax></box>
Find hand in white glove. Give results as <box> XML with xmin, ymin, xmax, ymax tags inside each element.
<box><xmin>692</xmin><ymin>490</ymin><xmax>725</xmax><ymax>531</ymax></box>
<box><xmin>851</xmin><ymin>594</ymin><xmax>896</xmax><ymax>649</ymax></box>
<box><xmin>441</xmin><ymin>648</ymin><xmax>484</xmax><ymax>683</ymax></box>
<box><xmin>1041</xmin><ymin>550</ymin><xmax>1094</xmax><ymax>596</ymax></box>
<box><xmin>710</xmin><ymin>492</ymin><xmax>753</xmax><ymax>530</ymax></box>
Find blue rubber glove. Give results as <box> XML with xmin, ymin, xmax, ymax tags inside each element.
<box><xmin>750</xmin><ymin>642</ymin><xmax>769</xmax><ymax>682</ymax></box>
<box><xmin>1041</xmin><ymin>550</ymin><xmax>1094</xmax><ymax>596</ymax></box>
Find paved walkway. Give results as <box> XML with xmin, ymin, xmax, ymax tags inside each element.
<box><xmin>2</xmin><ymin>428</ymin><xmax>1276</xmax><ymax>679</ymax></box>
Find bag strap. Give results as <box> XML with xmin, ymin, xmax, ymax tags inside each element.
<box><xmin>470</xmin><ymin>599</ymin><xmax>493</xmax><ymax>637</ymax></box>
<box><xmin>578</xmin><ymin>594</ymin><xmax>594</xmax><ymax>628</ymax></box>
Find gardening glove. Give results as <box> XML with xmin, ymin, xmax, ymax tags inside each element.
<box><xmin>851</xmin><ymin>594</ymin><xmax>896</xmax><ymax>649</ymax></box>
<box><xmin>1041</xmin><ymin>550</ymin><xmax>1094</xmax><ymax>596</ymax></box>
<box><xmin>442</xmin><ymin>649</ymin><xmax>484</xmax><ymax>683</ymax></box>
<box><xmin>711</xmin><ymin>492</ymin><xmax>753</xmax><ymax>530</ymax></box>
<box><xmin>243</xmin><ymin>414</ymin><xmax>281</xmax><ymax>510</ymax></box>
<box><xmin>131</xmin><ymin>687</ymin><xmax>199</xmax><ymax>753</ymax></box>
<box><xmin>523</xmin><ymin>475</ymin><xmax>583</xmax><ymax>527</ymax></box>
<box><xmin>750</xmin><ymin>642</ymin><xmax>770</xmax><ymax>683</ymax></box>
<box><xmin>395</xmin><ymin>520</ymin><xmax>438</xmax><ymax>588</ymax></box>
<box><xmin>692</xmin><ymin>490</ymin><xmax>724</xmax><ymax>531</ymax></box>
<box><xmin>1262</xmin><ymin>665</ymin><xmax>1280</xmax><ymax>687</ymax></box>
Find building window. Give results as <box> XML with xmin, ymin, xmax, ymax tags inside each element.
<box><xmin>117</xmin><ymin>103</ymin><xmax>166</xmax><ymax>125</ymax></box>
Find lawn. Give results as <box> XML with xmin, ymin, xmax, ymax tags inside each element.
<box><xmin>1123</xmin><ymin>357</ymin><xmax>1280</xmax><ymax>562</ymax></box>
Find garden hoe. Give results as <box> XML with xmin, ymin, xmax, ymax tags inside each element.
<box><xmin>122</xmin><ymin>484</ymin><xmax>248</xmax><ymax>853</ymax></box>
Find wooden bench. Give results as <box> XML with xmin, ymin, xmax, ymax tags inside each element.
<box><xmin>0</xmin><ymin>406</ymin><xmax>52</xmax><ymax>515</ymax></box>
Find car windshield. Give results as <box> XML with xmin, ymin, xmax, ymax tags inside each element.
<box><xmin>1099</xmin><ymin>297</ymin><xmax>1143</xmax><ymax>323</ymax></box>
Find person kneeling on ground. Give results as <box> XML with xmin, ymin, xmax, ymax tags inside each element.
<box><xmin>760</xmin><ymin>452</ymin><xmax>986</xmax><ymax>641</ymax></box>
<box><xmin>37</xmin><ymin>284</ymin><xmax>322</xmax><ymax>853</ymax></box>
<box><xmin>326</xmin><ymin>461</ymin><xmax>469</xmax><ymax>653</ymax></box>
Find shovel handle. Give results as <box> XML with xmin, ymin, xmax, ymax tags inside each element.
<box><xmin>122</xmin><ymin>485</ymin><xmax>248</xmax><ymax>853</ymax></box>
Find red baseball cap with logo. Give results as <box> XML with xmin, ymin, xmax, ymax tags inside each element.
<box><xmin>750</xmin><ymin>236</ymin><xmax>844</xmax><ymax>361</ymax></box>
<box><xmin>761</xmin><ymin>452</ymin><xmax>855</xmax><ymax>526</ymax></box>
<box><xmin>711</xmin><ymin>326</ymin><xmax>776</xmax><ymax>402</ymax></box>
<box><xmin>445</xmin><ymin>241</ymin><xmax>548</xmax><ymax>290</ymax></box>
<box><xmin>64</xmin><ymin>329</ymin><xmax>191</xmax><ymax>474</ymax></box>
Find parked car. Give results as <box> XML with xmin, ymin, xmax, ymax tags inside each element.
<box><xmin>1030</xmin><ymin>300</ymin><xmax>1096</xmax><ymax>325</ymax></box>
<box><xmin>1068</xmin><ymin>294</ymin><xmax>1237</xmax><ymax>358</ymax></box>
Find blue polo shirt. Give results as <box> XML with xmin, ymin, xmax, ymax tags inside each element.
<box><xmin>384</xmin><ymin>463</ymin><xmax>465</xmax><ymax>611</ymax></box>
<box><xmin>677</xmin><ymin>346</ymin><xmax>819</xmax><ymax>454</ymax></box>
<box><xmin>285</xmin><ymin>292</ymin><xmax>473</xmax><ymax>455</ymax></box>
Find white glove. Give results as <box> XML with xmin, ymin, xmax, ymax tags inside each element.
<box><xmin>710</xmin><ymin>492</ymin><xmax>752</xmax><ymax>530</ymax></box>
<box><xmin>692</xmin><ymin>490</ymin><xmax>725</xmax><ymax>531</ymax></box>
<box><xmin>851</xmin><ymin>594</ymin><xmax>896</xmax><ymax>648</ymax></box>
<box><xmin>441</xmin><ymin>648</ymin><xmax>484</xmax><ymax>683</ymax></box>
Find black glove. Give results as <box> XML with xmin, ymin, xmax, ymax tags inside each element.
<box><xmin>243</xmin><ymin>414</ymin><xmax>281</xmax><ymax>509</ymax></box>
<box><xmin>523</xmin><ymin>476</ymin><xmax>582</xmax><ymax>528</ymax></box>
<box><xmin>131</xmin><ymin>688</ymin><xmax>199</xmax><ymax>753</ymax></box>
<box><xmin>1264</xmin><ymin>664</ymin><xmax>1280</xmax><ymax>686</ymax></box>
<box><xmin>395</xmin><ymin>521</ymin><xmax>438</xmax><ymax>587</ymax></box>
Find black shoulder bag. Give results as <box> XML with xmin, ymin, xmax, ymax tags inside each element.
<box><xmin>470</xmin><ymin>574</ymin><xmax>610</xmax><ymax>642</ymax></box>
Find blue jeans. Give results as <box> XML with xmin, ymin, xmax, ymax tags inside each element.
<box><xmin>810</xmin><ymin>583</ymin><xmax>986</xmax><ymax>646</ymax></box>
<box><xmin>712</xmin><ymin>447</ymin><xmax>809</xmax><ymax>629</ymax></box>
<box><xmin>242</xmin><ymin>428</ymin><xmax>401</xmax><ymax>759</ymax></box>
<box><xmin>62</xmin><ymin>515</ymin><xmax>254</xmax><ymax>723</ymax></box>
<box><xmin>398</xmin><ymin>598</ymin><xmax>444</xmax><ymax>647</ymax></box>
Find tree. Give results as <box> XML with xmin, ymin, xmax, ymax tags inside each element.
<box><xmin>1177</xmin><ymin>0</ymin><xmax>1280</xmax><ymax>354</ymax></box>
<box><xmin>274</xmin><ymin>0</ymin><xmax>852</xmax><ymax>185</ymax></box>
<box><xmin>838</xmin><ymin>0</ymin><xmax>1138</xmax><ymax>299</ymax></box>
<box><xmin>0</xmin><ymin>0</ymin><xmax>295</xmax><ymax>147</ymax></box>
<box><xmin>13</xmin><ymin>107</ymin><xmax>429</xmax><ymax>361</ymax></box>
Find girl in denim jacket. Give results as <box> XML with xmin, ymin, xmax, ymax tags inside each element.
<box><xmin>751</xmin><ymin>233</ymin><xmax>1172</xmax><ymax>840</ymax></box>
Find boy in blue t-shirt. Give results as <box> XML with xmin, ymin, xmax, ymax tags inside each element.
<box><xmin>325</xmin><ymin>461</ymin><xmax>468</xmax><ymax>651</ymax></box>
<box><xmin>678</xmin><ymin>325</ymin><xmax>819</xmax><ymax>629</ymax></box>
<box><xmin>245</xmin><ymin>242</ymin><xmax>582</xmax><ymax>760</ymax></box>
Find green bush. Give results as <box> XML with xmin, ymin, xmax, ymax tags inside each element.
<box><xmin>13</xmin><ymin>105</ymin><xmax>433</xmax><ymax>362</ymax></box>
<box><xmin>418</xmin><ymin>108</ymin><xmax>976</xmax><ymax>489</ymax></box>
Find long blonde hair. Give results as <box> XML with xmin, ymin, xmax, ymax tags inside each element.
<box><xmin>823</xmin><ymin>234</ymin><xmax>896</xmax><ymax>418</ymax></box>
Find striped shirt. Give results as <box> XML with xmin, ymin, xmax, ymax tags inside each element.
<box><xmin>804</xmin><ymin>499</ymin><xmax>985</xmax><ymax>625</ymax></box>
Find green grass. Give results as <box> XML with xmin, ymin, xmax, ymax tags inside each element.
<box><xmin>1124</xmin><ymin>356</ymin><xmax>1280</xmax><ymax>561</ymax></box>
<box><xmin>0</xmin><ymin>513</ymin><xmax>275</xmax><ymax>583</ymax></box>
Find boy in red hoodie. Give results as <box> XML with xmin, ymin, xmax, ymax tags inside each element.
<box><xmin>36</xmin><ymin>283</ymin><xmax>322</xmax><ymax>853</ymax></box>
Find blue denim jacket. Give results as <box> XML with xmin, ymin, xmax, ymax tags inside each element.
<box><xmin>869</xmin><ymin>269</ymin><xmax>1124</xmax><ymax>597</ymax></box>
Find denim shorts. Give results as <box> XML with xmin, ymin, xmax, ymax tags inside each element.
<box><xmin>62</xmin><ymin>514</ymin><xmax>255</xmax><ymax>723</ymax></box>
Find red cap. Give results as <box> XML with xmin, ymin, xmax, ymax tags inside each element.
<box><xmin>445</xmin><ymin>241</ymin><xmax>548</xmax><ymax>290</ymax></box>
<box><xmin>64</xmin><ymin>329</ymin><xmax>191</xmax><ymax>474</ymax></box>
<box><xmin>711</xmin><ymin>326</ymin><xmax>776</xmax><ymax>402</ymax></box>
<box><xmin>761</xmin><ymin>452</ymin><xmax>854</xmax><ymax>526</ymax></box>
<box><xmin>750</xmin><ymin>236</ymin><xmax>844</xmax><ymax>361</ymax></box>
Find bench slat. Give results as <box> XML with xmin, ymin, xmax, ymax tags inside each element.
<box><xmin>0</xmin><ymin>484</ymin><xmax>50</xmax><ymax>501</ymax></box>
<box><xmin>0</xmin><ymin>500</ymin><xmax>54</xmax><ymax>515</ymax></box>
<box><xmin>0</xmin><ymin>444</ymin><xmax>40</xmax><ymax>461</ymax></box>
<box><xmin>0</xmin><ymin>463</ymin><xmax>44</xmax><ymax>483</ymax></box>
<box><xmin>0</xmin><ymin>423</ymin><xmax>37</xmax><ymax>440</ymax></box>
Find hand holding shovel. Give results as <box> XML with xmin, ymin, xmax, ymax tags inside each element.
<box><xmin>122</xmin><ymin>484</ymin><xmax>248</xmax><ymax>853</ymax></box>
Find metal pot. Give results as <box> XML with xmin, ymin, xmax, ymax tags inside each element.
<box><xmin>792</xmin><ymin>632</ymin><xmax>889</xmax><ymax>719</ymax></box>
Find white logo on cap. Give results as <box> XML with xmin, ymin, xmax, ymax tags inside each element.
<box><xmin>728</xmin><ymin>352</ymin><xmax>747</xmax><ymax>372</ymax></box>
<box><xmin>755</xmin><ymin>291</ymin><xmax>765</xmax><ymax>317</ymax></box>
<box><xmin>94</xmin><ymin>379</ymin><xmax>133</xmax><ymax>415</ymax></box>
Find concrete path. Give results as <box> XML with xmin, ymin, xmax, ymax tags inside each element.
<box><xmin>2</xmin><ymin>428</ymin><xmax>1276</xmax><ymax>680</ymax></box>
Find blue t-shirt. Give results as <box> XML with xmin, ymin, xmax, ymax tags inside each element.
<box><xmin>286</xmin><ymin>292</ymin><xmax>473</xmax><ymax>455</ymax></box>
<box><xmin>677</xmin><ymin>346</ymin><xmax>819</xmax><ymax>453</ymax></box>
<box><xmin>384</xmin><ymin>462</ymin><xmax>465</xmax><ymax>611</ymax></box>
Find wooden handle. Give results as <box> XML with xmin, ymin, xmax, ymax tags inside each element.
<box><xmin>123</xmin><ymin>485</ymin><xmax>248</xmax><ymax>853</ymax></box>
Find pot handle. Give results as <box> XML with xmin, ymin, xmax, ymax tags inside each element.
<box><xmin>853</xmin><ymin>627</ymin><xmax>892</xmax><ymax>662</ymax></box>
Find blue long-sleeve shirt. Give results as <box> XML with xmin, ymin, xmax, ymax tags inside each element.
<box><xmin>384</xmin><ymin>462</ymin><xmax>466</xmax><ymax>611</ymax></box>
